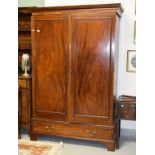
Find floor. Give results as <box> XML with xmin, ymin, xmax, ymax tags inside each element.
<box><xmin>21</xmin><ymin>129</ymin><xmax>136</xmax><ymax>155</ymax></box>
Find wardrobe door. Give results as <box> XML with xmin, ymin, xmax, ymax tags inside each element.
<box><xmin>31</xmin><ymin>14</ymin><xmax>69</xmax><ymax>122</ymax></box>
<box><xmin>70</xmin><ymin>13</ymin><xmax>115</xmax><ymax>125</ymax></box>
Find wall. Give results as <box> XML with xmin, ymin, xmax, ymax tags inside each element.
<box><xmin>45</xmin><ymin>0</ymin><xmax>124</xmax><ymax>6</ymax></box>
<box><xmin>44</xmin><ymin>0</ymin><xmax>136</xmax><ymax>130</ymax></box>
<box><xmin>115</xmin><ymin>0</ymin><xmax>136</xmax><ymax>129</ymax></box>
<box><xmin>118</xmin><ymin>0</ymin><xmax>136</xmax><ymax>96</ymax></box>
<box><xmin>18</xmin><ymin>0</ymin><xmax>44</xmax><ymax>7</ymax></box>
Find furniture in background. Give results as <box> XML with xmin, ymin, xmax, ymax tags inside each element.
<box><xmin>18</xmin><ymin>8</ymin><xmax>33</xmax><ymax>75</ymax></box>
<box><xmin>18</xmin><ymin>8</ymin><xmax>35</xmax><ymax>133</ymax></box>
<box><xmin>18</xmin><ymin>76</ymin><xmax>31</xmax><ymax>133</ymax></box>
<box><xmin>118</xmin><ymin>95</ymin><xmax>136</xmax><ymax>120</ymax></box>
<box><xmin>18</xmin><ymin>86</ymin><xmax>21</xmax><ymax>139</ymax></box>
<box><xmin>30</xmin><ymin>4</ymin><xmax>123</xmax><ymax>151</ymax></box>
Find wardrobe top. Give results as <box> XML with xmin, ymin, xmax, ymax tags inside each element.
<box><xmin>18</xmin><ymin>3</ymin><xmax>123</xmax><ymax>16</ymax></box>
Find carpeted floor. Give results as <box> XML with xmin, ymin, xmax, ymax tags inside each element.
<box><xmin>18</xmin><ymin>139</ymin><xmax>63</xmax><ymax>155</ymax></box>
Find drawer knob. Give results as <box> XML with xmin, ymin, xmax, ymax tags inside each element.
<box><xmin>86</xmin><ymin>130</ymin><xmax>96</xmax><ymax>135</ymax></box>
<box><xmin>46</xmin><ymin>126</ymin><xmax>55</xmax><ymax>131</ymax></box>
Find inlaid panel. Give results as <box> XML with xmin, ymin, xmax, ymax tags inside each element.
<box><xmin>33</xmin><ymin>16</ymin><xmax>69</xmax><ymax>121</ymax></box>
<box><xmin>71</xmin><ymin>15</ymin><xmax>113</xmax><ymax>124</ymax></box>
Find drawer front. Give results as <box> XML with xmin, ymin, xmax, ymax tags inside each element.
<box><xmin>19</xmin><ymin>79</ymin><xmax>27</xmax><ymax>88</ymax></box>
<box><xmin>31</xmin><ymin>121</ymin><xmax>114</xmax><ymax>140</ymax></box>
<box><xmin>120</xmin><ymin>104</ymin><xmax>136</xmax><ymax>120</ymax></box>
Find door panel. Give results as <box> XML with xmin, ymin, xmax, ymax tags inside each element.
<box><xmin>32</xmin><ymin>15</ymin><xmax>69</xmax><ymax>121</ymax></box>
<box><xmin>71</xmin><ymin>14</ymin><xmax>113</xmax><ymax>124</ymax></box>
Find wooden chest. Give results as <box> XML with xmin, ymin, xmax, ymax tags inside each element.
<box><xmin>118</xmin><ymin>95</ymin><xmax>136</xmax><ymax>120</ymax></box>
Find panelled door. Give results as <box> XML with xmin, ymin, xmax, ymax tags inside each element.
<box><xmin>70</xmin><ymin>12</ymin><xmax>115</xmax><ymax>125</ymax></box>
<box><xmin>31</xmin><ymin>14</ymin><xmax>69</xmax><ymax>122</ymax></box>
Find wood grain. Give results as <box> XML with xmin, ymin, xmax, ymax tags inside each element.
<box><xmin>70</xmin><ymin>14</ymin><xmax>113</xmax><ymax>125</ymax></box>
<box><xmin>30</xmin><ymin>4</ymin><xmax>123</xmax><ymax>151</ymax></box>
<box><xmin>32</xmin><ymin>16</ymin><xmax>69</xmax><ymax>121</ymax></box>
<box><xmin>18</xmin><ymin>76</ymin><xmax>31</xmax><ymax>132</ymax></box>
<box><xmin>31</xmin><ymin>120</ymin><xmax>114</xmax><ymax>141</ymax></box>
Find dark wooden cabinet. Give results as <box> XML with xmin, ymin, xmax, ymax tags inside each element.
<box><xmin>30</xmin><ymin>4</ymin><xmax>123</xmax><ymax>151</ymax></box>
<box><xmin>18</xmin><ymin>8</ymin><xmax>33</xmax><ymax>75</ymax></box>
<box><xmin>118</xmin><ymin>95</ymin><xmax>136</xmax><ymax>120</ymax></box>
<box><xmin>18</xmin><ymin>76</ymin><xmax>31</xmax><ymax>132</ymax></box>
<box><xmin>18</xmin><ymin>8</ymin><xmax>35</xmax><ymax>133</ymax></box>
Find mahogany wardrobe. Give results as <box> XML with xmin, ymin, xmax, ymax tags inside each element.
<box><xmin>30</xmin><ymin>4</ymin><xmax>123</xmax><ymax>151</ymax></box>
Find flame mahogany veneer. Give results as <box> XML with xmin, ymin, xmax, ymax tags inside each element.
<box><xmin>29</xmin><ymin>4</ymin><xmax>123</xmax><ymax>151</ymax></box>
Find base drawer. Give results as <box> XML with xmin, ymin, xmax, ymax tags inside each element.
<box><xmin>31</xmin><ymin>120</ymin><xmax>114</xmax><ymax>141</ymax></box>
